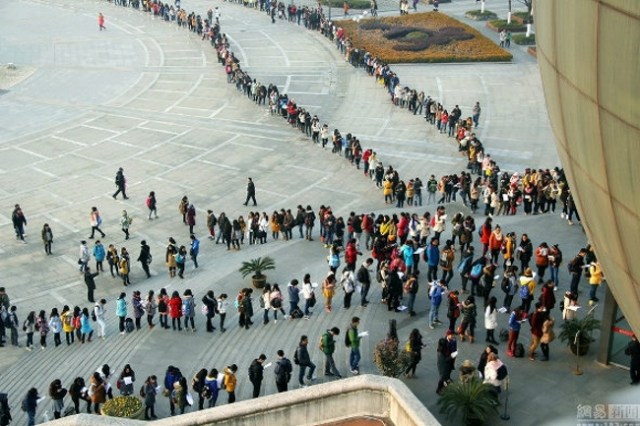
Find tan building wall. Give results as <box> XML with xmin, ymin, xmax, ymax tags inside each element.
<box><xmin>534</xmin><ymin>0</ymin><xmax>640</xmax><ymax>335</ymax></box>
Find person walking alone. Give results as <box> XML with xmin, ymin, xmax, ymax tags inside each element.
<box><xmin>41</xmin><ymin>223</ymin><xmax>53</xmax><ymax>255</ymax></box>
<box><xmin>98</xmin><ymin>12</ymin><xmax>106</xmax><ymax>31</ymax></box>
<box><xmin>89</xmin><ymin>207</ymin><xmax>106</xmax><ymax>239</ymax></box>
<box><xmin>112</xmin><ymin>167</ymin><xmax>127</xmax><ymax>199</ymax></box>
<box><xmin>295</xmin><ymin>335</ymin><xmax>316</xmax><ymax>387</ymax></box>
<box><xmin>243</xmin><ymin>177</ymin><xmax>257</xmax><ymax>206</ymax></box>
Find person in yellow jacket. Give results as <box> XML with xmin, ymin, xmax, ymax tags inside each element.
<box><xmin>61</xmin><ymin>305</ymin><xmax>75</xmax><ymax>345</ymax></box>
<box><xmin>502</xmin><ymin>232</ymin><xmax>515</xmax><ymax>269</ymax></box>
<box><xmin>383</xmin><ymin>180</ymin><xmax>393</xmax><ymax>204</ymax></box>
<box><xmin>119</xmin><ymin>248</ymin><xmax>130</xmax><ymax>287</ymax></box>
<box><xmin>588</xmin><ymin>261</ymin><xmax>604</xmax><ymax>304</ymax></box>
<box><xmin>518</xmin><ymin>267</ymin><xmax>536</xmax><ymax>316</ymax></box>
<box><xmin>224</xmin><ymin>365</ymin><xmax>238</xmax><ymax>404</ymax></box>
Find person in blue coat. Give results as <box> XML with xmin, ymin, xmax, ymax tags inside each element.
<box><xmin>425</xmin><ymin>238</ymin><xmax>440</xmax><ymax>281</ymax></box>
<box><xmin>116</xmin><ymin>292</ymin><xmax>127</xmax><ymax>334</ymax></box>
<box><xmin>190</xmin><ymin>234</ymin><xmax>200</xmax><ymax>268</ymax></box>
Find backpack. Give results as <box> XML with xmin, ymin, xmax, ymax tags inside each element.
<box><xmin>145</xmin><ymin>196</ymin><xmax>152</xmax><ymax>208</ymax></box>
<box><xmin>73</xmin><ymin>316</ymin><xmax>81</xmax><ymax>330</ymax></box>
<box><xmin>140</xmin><ymin>386</ymin><xmax>146</xmax><ymax>398</ymax></box>
<box><xmin>519</xmin><ymin>284</ymin><xmax>530</xmax><ymax>299</ymax></box>
<box><xmin>192</xmin><ymin>377</ymin><xmax>203</xmax><ymax>393</ymax></box>
<box><xmin>125</xmin><ymin>318</ymin><xmax>135</xmax><ymax>333</ymax></box>
<box><xmin>439</xmin><ymin>251</ymin><xmax>448</xmax><ymax>267</ymax></box>
<box><xmin>293</xmin><ymin>348</ymin><xmax>300</xmax><ymax>365</ymax></box>
<box><xmin>182</xmin><ymin>300</ymin><xmax>192</xmax><ymax>316</ymax></box>
<box><xmin>470</xmin><ymin>263</ymin><xmax>483</xmax><ymax>279</ymax></box>
<box><xmin>501</xmin><ymin>277</ymin><xmax>511</xmax><ymax>294</ymax></box>
<box><xmin>290</xmin><ymin>307</ymin><xmax>303</xmax><ymax>319</ymax></box>
<box><xmin>344</xmin><ymin>329</ymin><xmax>351</xmax><ymax>347</ymax></box>
<box><xmin>21</xmin><ymin>398</ymin><xmax>27</xmax><ymax>412</ymax></box>
<box><xmin>514</xmin><ymin>343</ymin><xmax>525</xmax><ymax>358</ymax></box>
<box><xmin>3</xmin><ymin>314</ymin><xmax>11</xmax><ymax>329</ymax></box>
<box><xmin>499</xmin><ymin>328</ymin><xmax>509</xmax><ymax>342</ymax></box>
<box><xmin>271</xmin><ymin>298</ymin><xmax>282</xmax><ymax>309</ymax></box>
<box><xmin>496</xmin><ymin>364</ymin><xmax>508</xmax><ymax>380</ymax></box>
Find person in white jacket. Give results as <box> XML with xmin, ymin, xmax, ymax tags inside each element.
<box><xmin>301</xmin><ymin>274</ymin><xmax>315</xmax><ymax>319</ymax></box>
<box><xmin>484</xmin><ymin>296</ymin><xmax>499</xmax><ymax>344</ymax></box>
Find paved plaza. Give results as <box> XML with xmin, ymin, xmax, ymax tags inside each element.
<box><xmin>0</xmin><ymin>0</ymin><xmax>637</xmax><ymax>424</ymax></box>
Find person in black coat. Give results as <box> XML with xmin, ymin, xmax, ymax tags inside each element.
<box><xmin>626</xmin><ymin>335</ymin><xmax>640</xmax><ymax>385</ymax></box>
<box><xmin>138</xmin><ymin>241</ymin><xmax>152</xmax><ymax>279</ymax></box>
<box><xmin>248</xmin><ymin>354</ymin><xmax>266</xmax><ymax>398</ymax></box>
<box><xmin>112</xmin><ymin>167</ymin><xmax>128</xmax><ymax>199</ymax></box>
<box><xmin>0</xmin><ymin>392</ymin><xmax>11</xmax><ymax>426</ymax></box>
<box><xmin>84</xmin><ymin>267</ymin><xmax>99</xmax><ymax>303</ymax></box>
<box><xmin>201</xmin><ymin>291</ymin><xmax>217</xmax><ymax>332</ymax></box>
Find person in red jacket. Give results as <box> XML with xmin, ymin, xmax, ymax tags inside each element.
<box><xmin>168</xmin><ymin>291</ymin><xmax>183</xmax><ymax>331</ymax></box>
<box><xmin>528</xmin><ymin>303</ymin><xmax>546</xmax><ymax>360</ymax></box>
<box><xmin>344</xmin><ymin>239</ymin><xmax>361</xmax><ymax>271</ymax></box>
<box><xmin>397</xmin><ymin>213</ymin><xmax>409</xmax><ymax>245</ymax></box>
<box><xmin>540</xmin><ymin>280</ymin><xmax>556</xmax><ymax>311</ymax></box>
<box><xmin>362</xmin><ymin>214</ymin><xmax>374</xmax><ymax>251</ymax></box>
<box><xmin>480</xmin><ymin>218</ymin><xmax>492</xmax><ymax>256</ymax></box>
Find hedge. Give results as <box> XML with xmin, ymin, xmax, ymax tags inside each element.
<box><xmin>486</xmin><ymin>19</ymin><xmax>527</xmax><ymax>32</ymax></box>
<box><xmin>465</xmin><ymin>10</ymin><xmax>498</xmax><ymax>21</ymax></box>
<box><xmin>512</xmin><ymin>33</ymin><xmax>535</xmax><ymax>45</ymax></box>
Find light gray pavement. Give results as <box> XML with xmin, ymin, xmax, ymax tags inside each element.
<box><xmin>0</xmin><ymin>0</ymin><xmax>636</xmax><ymax>425</ymax></box>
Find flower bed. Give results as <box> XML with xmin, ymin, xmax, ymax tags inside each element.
<box><xmin>101</xmin><ymin>396</ymin><xmax>144</xmax><ymax>419</ymax></box>
<box><xmin>486</xmin><ymin>19</ymin><xmax>527</xmax><ymax>32</ymax></box>
<box><xmin>465</xmin><ymin>9</ymin><xmax>498</xmax><ymax>21</ymax></box>
<box><xmin>340</xmin><ymin>12</ymin><xmax>512</xmax><ymax>63</ymax></box>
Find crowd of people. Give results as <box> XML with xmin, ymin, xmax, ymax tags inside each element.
<box><xmin>0</xmin><ymin>1</ymin><xmax>630</xmax><ymax>425</ymax></box>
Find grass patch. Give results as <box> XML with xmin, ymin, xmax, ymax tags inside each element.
<box><xmin>512</xmin><ymin>33</ymin><xmax>535</xmax><ymax>45</ymax></box>
<box><xmin>487</xmin><ymin>19</ymin><xmax>527</xmax><ymax>32</ymax></box>
<box><xmin>465</xmin><ymin>10</ymin><xmax>498</xmax><ymax>21</ymax></box>
<box><xmin>327</xmin><ymin>0</ymin><xmax>371</xmax><ymax>9</ymax></box>
<box><xmin>340</xmin><ymin>12</ymin><xmax>512</xmax><ymax>63</ymax></box>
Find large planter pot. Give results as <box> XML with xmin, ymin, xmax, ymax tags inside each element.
<box><xmin>569</xmin><ymin>342</ymin><xmax>590</xmax><ymax>356</ymax></box>
<box><xmin>252</xmin><ymin>275</ymin><xmax>267</xmax><ymax>289</ymax></box>
<box><xmin>101</xmin><ymin>396</ymin><xmax>144</xmax><ymax>419</ymax></box>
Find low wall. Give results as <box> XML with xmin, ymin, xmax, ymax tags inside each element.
<box><xmin>48</xmin><ymin>375</ymin><xmax>440</xmax><ymax>426</ymax></box>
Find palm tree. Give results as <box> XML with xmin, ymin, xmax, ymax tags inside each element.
<box><xmin>437</xmin><ymin>377</ymin><xmax>499</xmax><ymax>426</ymax></box>
<box><xmin>239</xmin><ymin>256</ymin><xmax>276</xmax><ymax>288</ymax></box>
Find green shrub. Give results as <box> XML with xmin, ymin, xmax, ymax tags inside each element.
<box><xmin>512</xmin><ymin>33</ymin><xmax>535</xmax><ymax>45</ymax></box>
<box><xmin>487</xmin><ymin>19</ymin><xmax>526</xmax><ymax>32</ymax></box>
<box><xmin>465</xmin><ymin>10</ymin><xmax>498</xmax><ymax>21</ymax></box>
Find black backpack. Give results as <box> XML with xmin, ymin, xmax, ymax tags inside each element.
<box><xmin>344</xmin><ymin>329</ymin><xmax>351</xmax><ymax>347</ymax></box>
<box><xmin>496</xmin><ymin>364</ymin><xmax>508</xmax><ymax>380</ymax></box>
<box><xmin>293</xmin><ymin>348</ymin><xmax>300</xmax><ymax>365</ymax></box>
<box><xmin>514</xmin><ymin>343</ymin><xmax>525</xmax><ymax>358</ymax></box>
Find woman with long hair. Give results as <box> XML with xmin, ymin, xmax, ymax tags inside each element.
<box><xmin>48</xmin><ymin>379</ymin><xmax>67</xmax><ymax>419</ymax></box>
<box><xmin>484</xmin><ymin>296</ymin><xmax>499</xmax><ymax>345</ymax></box>
<box><xmin>48</xmin><ymin>307</ymin><xmax>62</xmax><ymax>347</ymax></box>
<box><xmin>23</xmin><ymin>311</ymin><xmax>36</xmax><ymax>351</ymax></box>
<box><xmin>36</xmin><ymin>310</ymin><xmax>49</xmax><ymax>350</ymax></box>
<box><xmin>90</xmin><ymin>372</ymin><xmax>106</xmax><ymax>415</ymax></box>
<box><xmin>80</xmin><ymin>307</ymin><xmax>93</xmax><ymax>343</ymax></box>
<box><xmin>404</xmin><ymin>328</ymin><xmax>425</xmax><ymax>378</ymax></box>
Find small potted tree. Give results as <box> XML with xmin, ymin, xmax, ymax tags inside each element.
<box><xmin>373</xmin><ymin>319</ymin><xmax>412</xmax><ymax>377</ymax></box>
<box><xmin>239</xmin><ymin>256</ymin><xmax>276</xmax><ymax>289</ymax></box>
<box><xmin>559</xmin><ymin>315</ymin><xmax>601</xmax><ymax>356</ymax></box>
<box><xmin>437</xmin><ymin>377</ymin><xmax>499</xmax><ymax>426</ymax></box>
